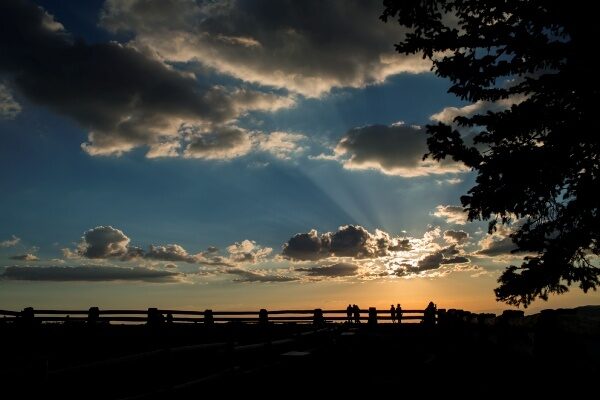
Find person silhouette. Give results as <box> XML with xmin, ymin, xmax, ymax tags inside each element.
<box><xmin>353</xmin><ymin>304</ymin><xmax>361</xmax><ymax>324</ymax></box>
<box><xmin>424</xmin><ymin>301</ymin><xmax>436</xmax><ymax>326</ymax></box>
<box><xmin>346</xmin><ymin>304</ymin><xmax>353</xmax><ymax>324</ymax></box>
<box><xmin>390</xmin><ymin>304</ymin><xmax>396</xmax><ymax>324</ymax></box>
<box><xmin>396</xmin><ymin>304</ymin><xmax>402</xmax><ymax>324</ymax></box>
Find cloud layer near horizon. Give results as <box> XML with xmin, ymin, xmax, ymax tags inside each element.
<box><xmin>0</xmin><ymin>265</ymin><xmax>181</xmax><ymax>282</ymax></box>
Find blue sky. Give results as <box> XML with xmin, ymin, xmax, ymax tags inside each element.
<box><xmin>1</xmin><ymin>0</ymin><xmax>597</xmax><ymax>312</ymax></box>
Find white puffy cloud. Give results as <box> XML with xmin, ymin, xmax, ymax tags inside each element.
<box><xmin>145</xmin><ymin>244</ymin><xmax>197</xmax><ymax>263</ymax></box>
<box><xmin>0</xmin><ymin>235</ymin><xmax>20</xmax><ymax>248</ymax></box>
<box><xmin>432</xmin><ymin>205</ymin><xmax>469</xmax><ymax>225</ymax></box>
<box><xmin>331</xmin><ymin>124</ymin><xmax>467</xmax><ymax>177</ymax></box>
<box><xmin>100</xmin><ymin>0</ymin><xmax>431</xmax><ymax>97</ymax></box>
<box><xmin>254</xmin><ymin>131</ymin><xmax>307</xmax><ymax>160</ymax></box>
<box><xmin>430</xmin><ymin>95</ymin><xmax>527</xmax><ymax>125</ymax></box>
<box><xmin>226</xmin><ymin>240</ymin><xmax>273</xmax><ymax>263</ymax></box>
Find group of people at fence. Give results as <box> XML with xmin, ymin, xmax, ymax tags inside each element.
<box><xmin>345</xmin><ymin>301</ymin><xmax>438</xmax><ymax>325</ymax></box>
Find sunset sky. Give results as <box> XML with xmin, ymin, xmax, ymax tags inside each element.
<box><xmin>1</xmin><ymin>0</ymin><xmax>597</xmax><ymax>313</ymax></box>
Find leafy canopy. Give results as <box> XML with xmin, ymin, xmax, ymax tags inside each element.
<box><xmin>382</xmin><ymin>0</ymin><xmax>599</xmax><ymax>307</ymax></box>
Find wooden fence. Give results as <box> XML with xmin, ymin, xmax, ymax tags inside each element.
<box><xmin>0</xmin><ymin>306</ymin><xmax>438</xmax><ymax>325</ymax></box>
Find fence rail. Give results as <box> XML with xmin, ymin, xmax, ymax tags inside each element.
<box><xmin>0</xmin><ymin>306</ymin><xmax>438</xmax><ymax>325</ymax></box>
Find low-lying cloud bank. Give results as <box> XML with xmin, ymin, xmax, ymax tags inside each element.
<box><xmin>0</xmin><ymin>265</ymin><xmax>181</xmax><ymax>282</ymax></box>
<box><xmin>3</xmin><ymin>219</ymin><xmax>521</xmax><ymax>284</ymax></box>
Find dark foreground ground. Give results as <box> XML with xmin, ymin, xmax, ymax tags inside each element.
<box><xmin>2</xmin><ymin>306</ymin><xmax>599</xmax><ymax>398</ymax></box>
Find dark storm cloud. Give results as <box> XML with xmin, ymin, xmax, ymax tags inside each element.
<box><xmin>333</xmin><ymin>124</ymin><xmax>466</xmax><ymax>177</ymax></box>
<box><xmin>297</xmin><ymin>262</ymin><xmax>358</xmax><ymax>277</ymax></box>
<box><xmin>282</xmin><ymin>225</ymin><xmax>410</xmax><ymax>261</ymax></box>
<box><xmin>417</xmin><ymin>245</ymin><xmax>470</xmax><ymax>271</ymax></box>
<box><xmin>226</xmin><ymin>268</ymin><xmax>297</xmax><ymax>282</ymax></box>
<box><xmin>78</xmin><ymin>226</ymin><xmax>131</xmax><ymax>259</ymax></box>
<box><xmin>0</xmin><ymin>0</ymin><xmax>292</xmax><ymax>157</ymax></box>
<box><xmin>0</xmin><ymin>265</ymin><xmax>181</xmax><ymax>282</ymax></box>
<box><xmin>100</xmin><ymin>0</ymin><xmax>430</xmax><ymax>97</ymax></box>
<box><xmin>443</xmin><ymin>230</ymin><xmax>470</xmax><ymax>244</ymax></box>
<box><xmin>281</xmin><ymin>230</ymin><xmax>325</xmax><ymax>261</ymax></box>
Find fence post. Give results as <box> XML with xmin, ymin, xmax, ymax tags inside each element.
<box><xmin>204</xmin><ymin>309</ymin><xmax>214</xmax><ymax>325</ymax></box>
<box><xmin>87</xmin><ymin>307</ymin><xmax>100</xmax><ymax>326</ymax></box>
<box><xmin>259</xmin><ymin>309</ymin><xmax>269</xmax><ymax>325</ymax></box>
<box><xmin>368</xmin><ymin>307</ymin><xmax>378</xmax><ymax>325</ymax></box>
<box><xmin>313</xmin><ymin>308</ymin><xmax>325</xmax><ymax>326</ymax></box>
<box><xmin>436</xmin><ymin>308</ymin><xmax>446</xmax><ymax>326</ymax></box>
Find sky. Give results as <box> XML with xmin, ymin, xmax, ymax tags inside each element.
<box><xmin>1</xmin><ymin>0</ymin><xmax>597</xmax><ymax>313</ymax></box>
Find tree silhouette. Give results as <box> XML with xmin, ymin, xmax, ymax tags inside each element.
<box><xmin>382</xmin><ymin>0</ymin><xmax>599</xmax><ymax>307</ymax></box>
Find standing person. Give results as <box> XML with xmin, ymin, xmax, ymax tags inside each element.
<box><xmin>396</xmin><ymin>304</ymin><xmax>402</xmax><ymax>324</ymax></box>
<box><xmin>346</xmin><ymin>304</ymin><xmax>353</xmax><ymax>324</ymax></box>
<box><xmin>390</xmin><ymin>304</ymin><xmax>396</xmax><ymax>324</ymax></box>
<box><xmin>353</xmin><ymin>304</ymin><xmax>361</xmax><ymax>324</ymax></box>
<box><xmin>424</xmin><ymin>301</ymin><xmax>436</xmax><ymax>326</ymax></box>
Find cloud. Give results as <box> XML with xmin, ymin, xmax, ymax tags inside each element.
<box><xmin>436</xmin><ymin>178</ymin><xmax>462</xmax><ymax>185</ymax></box>
<box><xmin>226</xmin><ymin>268</ymin><xmax>297</xmax><ymax>282</ymax></box>
<box><xmin>145</xmin><ymin>244</ymin><xmax>197</xmax><ymax>263</ymax></box>
<box><xmin>476</xmin><ymin>225</ymin><xmax>519</xmax><ymax>257</ymax></box>
<box><xmin>0</xmin><ymin>235</ymin><xmax>20</xmax><ymax>248</ymax></box>
<box><xmin>183</xmin><ymin>125</ymin><xmax>253</xmax><ymax>160</ymax></box>
<box><xmin>0</xmin><ymin>265</ymin><xmax>181</xmax><ymax>282</ymax></box>
<box><xmin>0</xmin><ymin>83</ymin><xmax>21</xmax><ymax>119</ymax></box>
<box><xmin>77</xmin><ymin>226</ymin><xmax>131</xmax><ymax>259</ymax></box>
<box><xmin>430</xmin><ymin>95</ymin><xmax>527</xmax><ymax>125</ymax></box>
<box><xmin>432</xmin><ymin>205</ymin><xmax>469</xmax><ymax>225</ymax></box>
<box><xmin>282</xmin><ymin>225</ymin><xmax>410</xmax><ymax>261</ymax></box>
<box><xmin>9</xmin><ymin>253</ymin><xmax>39</xmax><ymax>261</ymax></box>
<box><xmin>100</xmin><ymin>0</ymin><xmax>431</xmax><ymax>98</ymax></box>
<box><xmin>69</xmin><ymin>226</ymin><xmax>272</xmax><ymax>267</ymax></box>
<box><xmin>255</xmin><ymin>131</ymin><xmax>306</xmax><ymax>160</ymax></box>
<box><xmin>416</xmin><ymin>245</ymin><xmax>470</xmax><ymax>271</ymax></box>
<box><xmin>443</xmin><ymin>230</ymin><xmax>470</xmax><ymax>244</ymax></box>
<box><xmin>0</xmin><ymin>1</ymin><xmax>293</xmax><ymax>158</ymax></box>
<box><xmin>226</xmin><ymin>240</ymin><xmax>273</xmax><ymax>263</ymax></box>
<box><xmin>331</xmin><ymin>124</ymin><xmax>467</xmax><ymax>177</ymax></box>
<box><xmin>297</xmin><ymin>262</ymin><xmax>358</xmax><ymax>277</ymax></box>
